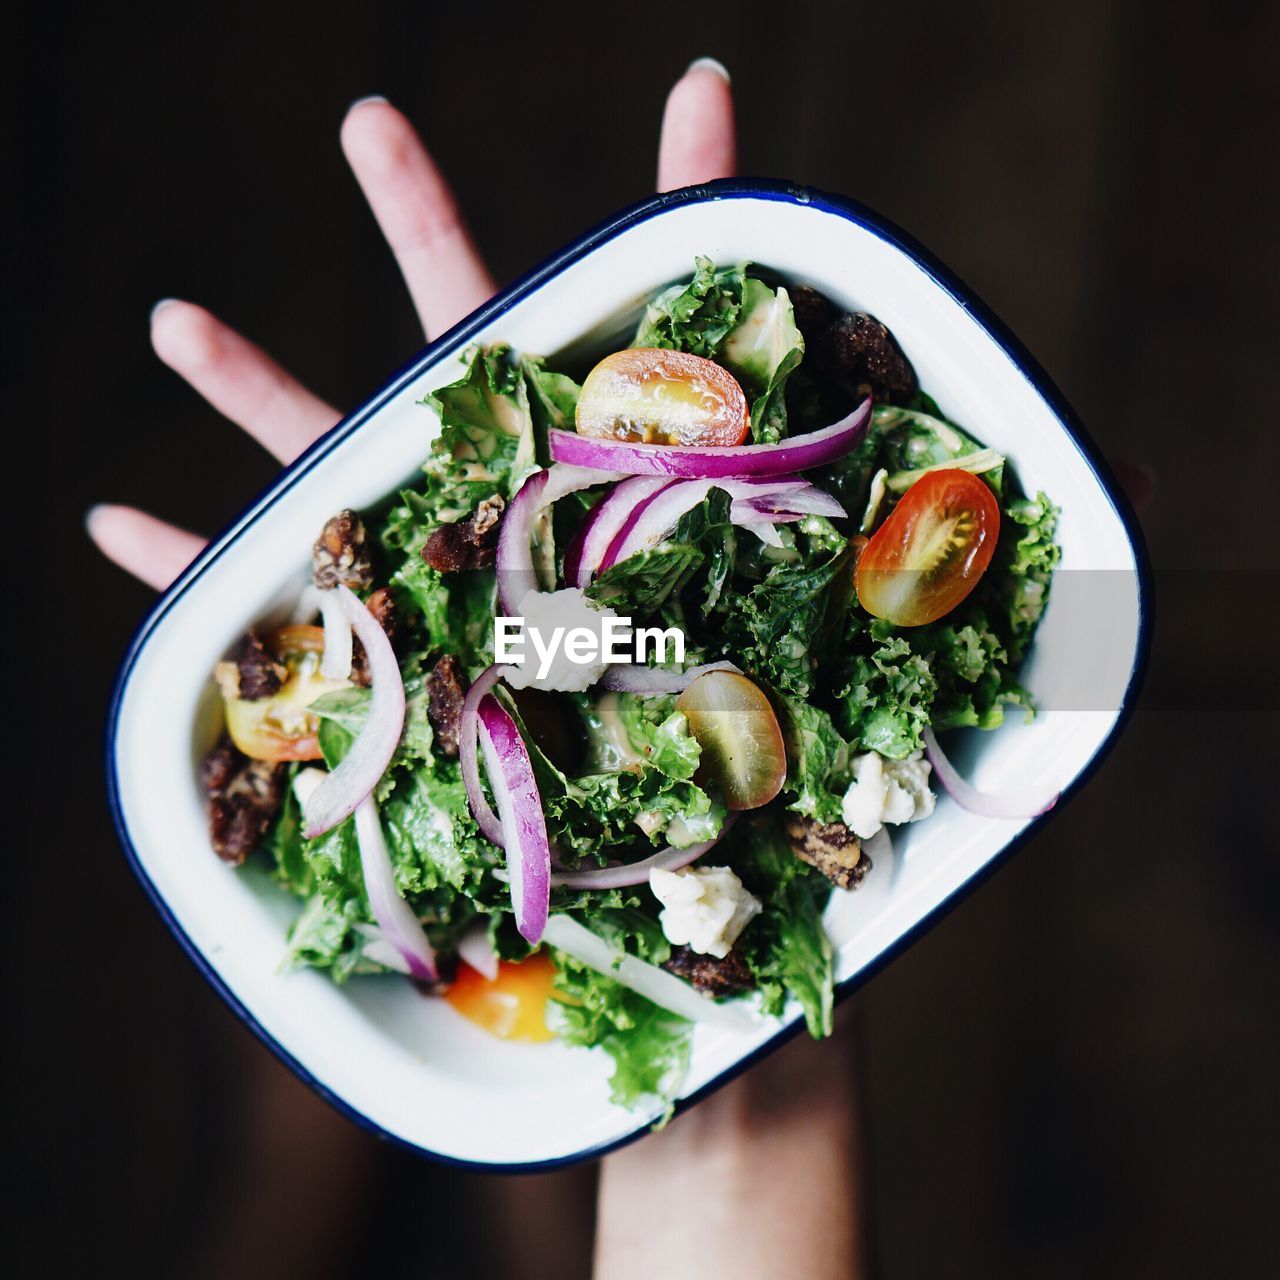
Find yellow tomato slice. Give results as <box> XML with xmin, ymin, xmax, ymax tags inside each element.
<box><xmin>576</xmin><ymin>348</ymin><xmax>749</xmax><ymax>446</ymax></box>
<box><xmin>222</xmin><ymin>625</ymin><xmax>348</xmax><ymax>761</ymax></box>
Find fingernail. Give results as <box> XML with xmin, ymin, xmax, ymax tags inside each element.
<box><xmin>686</xmin><ymin>56</ymin><xmax>730</xmax><ymax>84</ymax></box>
<box><xmin>347</xmin><ymin>94</ymin><xmax>389</xmax><ymax>114</ymax></box>
<box><xmin>85</xmin><ymin>504</ymin><xmax>111</xmax><ymax>537</ymax></box>
<box><xmin>150</xmin><ymin>297</ymin><xmax>178</xmax><ymax>325</ymax></box>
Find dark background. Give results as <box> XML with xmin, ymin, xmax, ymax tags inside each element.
<box><xmin>12</xmin><ymin>2</ymin><xmax>1279</xmax><ymax>1276</ymax></box>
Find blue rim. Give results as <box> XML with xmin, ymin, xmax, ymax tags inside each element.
<box><xmin>104</xmin><ymin>177</ymin><xmax>1154</xmax><ymax>1173</ymax></box>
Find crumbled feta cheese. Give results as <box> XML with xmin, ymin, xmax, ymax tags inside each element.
<box><xmin>649</xmin><ymin>865</ymin><xmax>761</xmax><ymax>959</ymax></box>
<box><xmin>502</xmin><ymin>588</ymin><xmax>618</xmax><ymax>692</ymax></box>
<box><xmin>840</xmin><ymin>750</ymin><xmax>935</xmax><ymax>840</ymax></box>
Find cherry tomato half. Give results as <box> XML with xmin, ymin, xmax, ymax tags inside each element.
<box><xmin>575</xmin><ymin>348</ymin><xmax>749</xmax><ymax>447</ymax></box>
<box><xmin>676</xmin><ymin>670</ymin><xmax>787</xmax><ymax>810</ymax></box>
<box><xmin>221</xmin><ymin>625</ymin><xmax>347</xmax><ymax>761</ymax></box>
<box><xmin>445</xmin><ymin>953</ymin><xmax>558</xmax><ymax>1043</ymax></box>
<box><xmin>854</xmin><ymin>469</ymin><xmax>1000</xmax><ymax>627</ymax></box>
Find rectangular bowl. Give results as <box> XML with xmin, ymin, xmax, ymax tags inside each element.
<box><xmin>107</xmin><ymin>179</ymin><xmax>1152</xmax><ymax>1169</ymax></box>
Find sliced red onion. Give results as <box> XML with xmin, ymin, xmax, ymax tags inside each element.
<box><xmin>291</xmin><ymin>585</ymin><xmax>354</xmax><ymax>678</ymax></box>
<box><xmin>732</xmin><ymin>515</ymin><xmax>790</xmax><ymax>547</ymax></box>
<box><xmin>301</xmin><ymin>585</ymin><xmax>405</xmax><ymax>839</ymax></box>
<box><xmin>548</xmin><ymin>814</ymin><xmax>737</xmax><ymax>889</ymax></box>
<box><xmin>600</xmin><ymin>479</ymin><xmax>713</xmax><ymax>572</ymax></box>
<box><xmin>352</xmin><ymin>794</ymin><xmax>438</xmax><ymax>981</ymax></box>
<box><xmin>922</xmin><ymin>726</ymin><xmax>1059</xmax><ymax>819</ymax></box>
<box><xmin>548</xmin><ymin>398</ymin><xmax>872</xmax><ymax>479</ymax></box>
<box><xmin>715</xmin><ymin>476</ymin><xmax>811</xmax><ymax>499</ymax></box>
<box><xmin>315</xmin><ymin>589</ymin><xmax>354</xmax><ymax>680</ymax></box>
<box><xmin>563</xmin><ymin>476</ymin><xmax>672</xmax><ymax>588</ymax></box>
<box><xmin>477</xmin><ymin>695</ymin><xmax>552</xmax><ymax>944</ymax></box>
<box><xmin>598</xmin><ymin>659</ymin><xmax>740</xmax><ymax>695</ymax></box>
<box><xmin>456</xmin><ymin>918</ymin><xmax>499</xmax><ymax>981</ymax></box>
<box><xmin>496</xmin><ymin>464</ymin><xmax>620</xmax><ymax>613</ymax></box>
<box><xmin>541</xmin><ymin>914</ymin><xmax>755</xmax><ymax>1029</ymax></box>
<box><xmin>458</xmin><ymin>663</ymin><xmax>505</xmax><ymax>845</ymax></box>
<box><xmin>736</xmin><ymin>488</ymin><xmax>847</xmax><ymax>519</ymax></box>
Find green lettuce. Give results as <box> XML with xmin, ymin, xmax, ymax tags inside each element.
<box><xmin>832</xmin><ymin>616</ymin><xmax>938</xmax><ymax>759</ymax></box>
<box><xmin>732</xmin><ymin>822</ymin><xmax>834</xmax><ymax>1037</ymax></box>
<box><xmin>773</xmin><ymin>693</ymin><xmax>850</xmax><ymax>824</ymax></box>
<box><xmin>549</xmin><ymin>909</ymin><xmax>692</xmax><ymax>1120</ymax></box>
<box><xmin>719</xmin><ymin>278</ymin><xmax>805</xmax><ymax>442</ymax></box>
<box><xmin>633</xmin><ymin>256</ymin><xmax>745</xmax><ymax>355</ymax></box>
<box><xmin>720</xmin><ymin>539</ymin><xmax>853</xmax><ymax>698</ymax></box>
<box><xmin>268</xmin><ymin>679</ymin><xmax>491</xmax><ymax>981</ymax></box>
<box><xmin>521</xmin><ymin>354</ymin><xmax>580</xmax><ymax>438</ymax></box>
<box><xmin>380</xmin><ymin>345</ymin><xmax>536</xmax><ymax>659</ymax></box>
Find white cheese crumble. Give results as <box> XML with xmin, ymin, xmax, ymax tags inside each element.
<box><xmin>840</xmin><ymin>750</ymin><xmax>936</xmax><ymax>840</ymax></box>
<box><xmin>649</xmin><ymin>865</ymin><xmax>762</xmax><ymax>959</ymax></box>
<box><xmin>501</xmin><ymin>588</ymin><xmax>619</xmax><ymax>692</ymax></box>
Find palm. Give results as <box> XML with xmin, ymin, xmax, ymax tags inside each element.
<box><xmin>88</xmin><ymin>66</ymin><xmax>735</xmax><ymax>587</ymax></box>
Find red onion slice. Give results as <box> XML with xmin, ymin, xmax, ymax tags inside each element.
<box><xmin>598</xmin><ymin>659</ymin><xmax>740</xmax><ymax>695</ymax></box>
<box><xmin>458</xmin><ymin>663</ymin><xmax>505</xmax><ymax>845</ymax></box>
<box><xmin>732</xmin><ymin>514</ymin><xmax>792</xmax><ymax>547</ymax></box>
<box><xmin>600</xmin><ymin>479</ymin><xmax>714</xmax><ymax>572</ymax></box>
<box><xmin>548</xmin><ymin>397</ymin><xmax>872</xmax><ymax>479</ymax></box>
<box><xmin>496</xmin><ymin>464</ymin><xmax>620</xmax><ymax>613</ymax></box>
<box><xmin>301</xmin><ymin>585</ymin><xmax>405</xmax><ymax>838</ymax></box>
<box><xmin>353</xmin><ymin>794</ymin><xmax>438</xmax><ymax>981</ymax></box>
<box><xmin>737</xmin><ymin>488</ymin><xmax>847</xmax><ymax>519</ymax></box>
<box><xmin>923</xmin><ymin>726</ymin><xmax>1059</xmax><ymax>819</ymax></box>
<box><xmin>563</xmin><ymin>476</ymin><xmax>672</xmax><ymax>588</ymax></box>
<box><xmin>477</xmin><ymin>695</ymin><xmax>552</xmax><ymax>944</ymax></box>
<box><xmin>541</xmin><ymin>914</ymin><xmax>755</xmax><ymax>1029</ymax></box>
<box><xmin>715</xmin><ymin>476</ymin><xmax>810</xmax><ymax>499</ymax></box>
<box><xmin>315</xmin><ymin>590</ymin><xmax>354</xmax><ymax>680</ymax></box>
<box><xmin>293</xmin><ymin>584</ymin><xmax>354</xmax><ymax>679</ymax></box>
<box><xmin>548</xmin><ymin>814</ymin><xmax>738</xmax><ymax>889</ymax></box>
<box><xmin>456</xmin><ymin>918</ymin><xmax>499</xmax><ymax>981</ymax></box>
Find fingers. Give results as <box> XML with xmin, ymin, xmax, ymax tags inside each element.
<box><xmin>341</xmin><ymin>98</ymin><xmax>496</xmax><ymax>340</ymax></box>
<box><xmin>657</xmin><ymin>58</ymin><xmax>737</xmax><ymax>192</ymax></box>
<box><xmin>150</xmin><ymin>300</ymin><xmax>338</xmax><ymax>464</ymax></box>
<box><xmin>86</xmin><ymin>505</ymin><xmax>206</xmax><ymax>592</ymax></box>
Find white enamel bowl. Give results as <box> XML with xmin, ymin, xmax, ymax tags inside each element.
<box><xmin>107</xmin><ymin>180</ymin><xmax>1151</xmax><ymax>1169</ymax></box>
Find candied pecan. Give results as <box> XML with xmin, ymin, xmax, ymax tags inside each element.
<box><xmin>664</xmin><ymin>945</ymin><xmax>756</xmax><ymax>998</ymax></box>
<box><xmin>422</xmin><ymin>495</ymin><xmax>505</xmax><ymax>573</ymax></box>
<box><xmin>199</xmin><ymin>737</ymin><xmax>238</xmax><ymax>794</ymax></box>
<box><xmin>788</xmin><ymin>283</ymin><xmax>838</xmax><ymax>343</ymax></box>
<box><xmin>425</xmin><ymin>653</ymin><xmax>468</xmax><ymax>757</ymax></box>
<box><xmin>313</xmin><ymin>509</ymin><xmax>374</xmax><ymax>591</ymax></box>
<box><xmin>213</xmin><ymin>629</ymin><xmax>287</xmax><ymax>702</ymax></box>
<box><xmin>784</xmin><ymin>812</ymin><xmax>871</xmax><ymax>890</ymax></box>
<box><xmin>819</xmin><ymin>311</ymin><xmax>917</xmax><ymax>407</ymax></box>
<box><xmin>350</xmin><ymin>587</ymin><xmax>398</xmax><ymax>688</ymax></box>
<box><xmin>200</xmin><ymin>735</ymin><xmax>286</xmax><ymax>864</ymax></box>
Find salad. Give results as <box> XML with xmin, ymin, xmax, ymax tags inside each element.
<box><xmin>200</xmin><ymin>258</ymin><xmax>1061</xmax><ymax>1117</ymax></box>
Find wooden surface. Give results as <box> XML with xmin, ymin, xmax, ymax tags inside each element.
<box><xmin>14</xmin><ymin>2</ymin><xmax>1279</xmax><ymax>1275</ymax></box>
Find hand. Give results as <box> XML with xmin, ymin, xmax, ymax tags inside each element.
<box><xmin>594</xmin><ymin>1011</ymin><xmax>872</xmax><ymax>1280</ymax></box>
<box><xmin>90</xmin><ymin>62</ymin><xmax>1147</xmax><ymax>1280</ymax></box>
<box><xmin>85</xmin><ymin>59</ymin><xmax>736</xmax><ymax>588</ymax></box>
